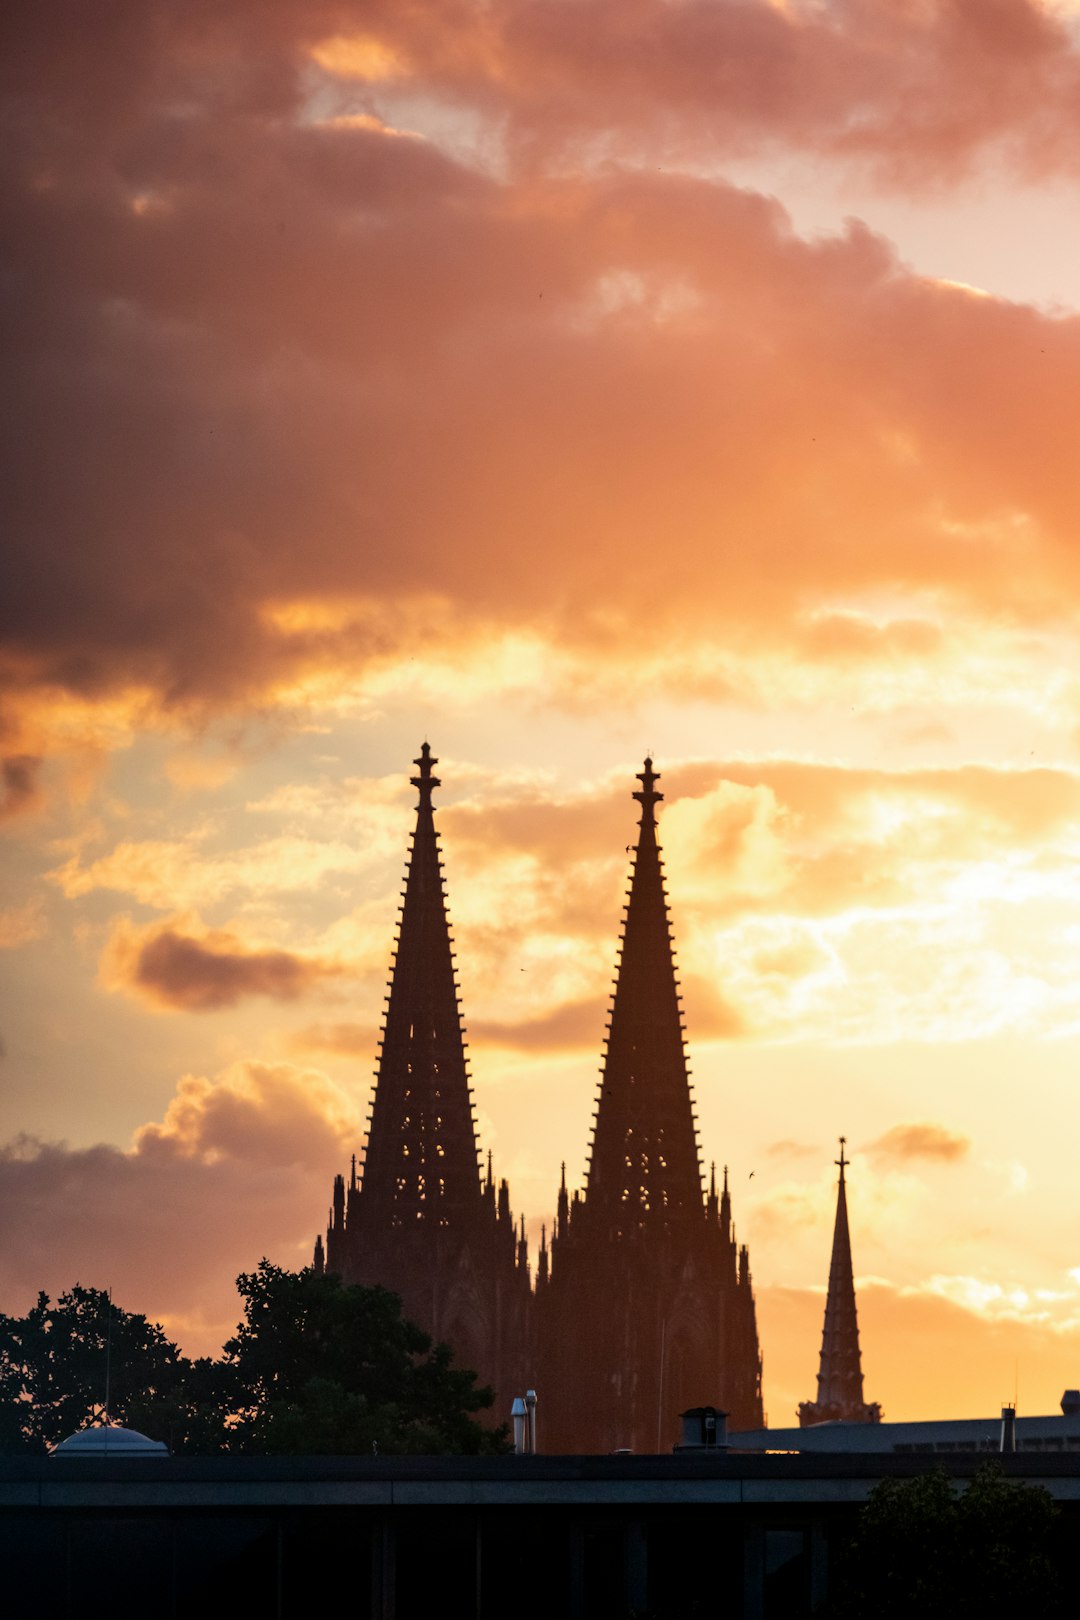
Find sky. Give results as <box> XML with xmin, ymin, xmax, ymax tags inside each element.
<box><xmin>5</xmin><ymin>0</ymin><xmax>1080</xmax><ymax>1428</ymax></box>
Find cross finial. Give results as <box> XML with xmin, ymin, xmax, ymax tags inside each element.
<box><xmin>411</xmin><ymin>741</ymin><xmax>441</xmax><ymax>806</ymax></box>
<box><xmin>633</xmin><ymin>757</ymin><xmax>663</xmax><ymax>825</ymax></box>
<box><xmin>836</xmin><ymin>1136</ymin><xmax>848</xmax><ymax>1179</ymax></box>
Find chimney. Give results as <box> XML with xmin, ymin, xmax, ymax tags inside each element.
<box><xmin>674</xmin><ymin>1407</ymin><xmax>728</xmax><ymax>1452</ymax></box>
<box><xmin>525</xmin><ymin>1388</ymin><xmax>538</xmax><ymax>1454</ymax></box>
<box><xmin>999</xmin><ymin>1404</ymin><xmax>1016</xmax><ymax>1453</ymax></box>
<box><xmin>511</xmin><ymin>1397</ymin><xmax>528</xmax><ymax>1455</ymax></box>
<box><xmin>1061</xmin><ymin>1390</ymin><xmax>1080</xmax><ymax>1416</ymax></box>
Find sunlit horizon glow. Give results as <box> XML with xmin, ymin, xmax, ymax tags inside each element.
<box><xmin>6</xmin><ymin>0</ymin><xmax>1080</xmax><ymax>1429</ymax></box>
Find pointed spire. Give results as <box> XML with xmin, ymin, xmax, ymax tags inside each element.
<box><xmin>312</xmin><ymin>1233</ymin><xmax>326</xmax><ymax>1275</ymax></box>
<box><xmin>538</xmin><ymin>1223</ymin><xmax>549</xmax><ymax>1287</ymax></box>
<box><xmin>720</xmin><ymin>1163</ymin><xmax>731</xmax><ymax>1240</ymax></box>
<box><xmin>556</xmin><ymin>1161</ymin><xmax>569</xmax><ymax>1238</ymax></box>
<box><xmin>798</xmin><ymin>1138</ymin><xmax>882</xmax><ymax>1426</ymax></box>
<box><xmin>585</xmin><ymin>759</ymin><xmax>702</xmax><ymax>1237</ymax></box>
<box><xmin>357</xmin><ymin>743</ymin><xmax>483</xmax><ymax>1229</ymax></box>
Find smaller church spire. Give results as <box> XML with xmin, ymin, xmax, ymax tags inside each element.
<box><xmin>798</xmin><ymin>1138</ymin><xmax>882</xmax><ymax>1427</ymax></box>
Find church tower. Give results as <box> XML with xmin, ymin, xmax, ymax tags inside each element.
<box><xmin>538</xmin><ymin>761</ymin><xmax>763</xmax><ymax>1451</ymax></box>
<box><xmin>316</xmin><ymin>745</ymin><xmax>530</xmax><ymax>1408</ymax></box>
<box><xmin>798</xmin><ymin>1139</ymin><xmax>882</xmax><ymax>1426</ymax></box>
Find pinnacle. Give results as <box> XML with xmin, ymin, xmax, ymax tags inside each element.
<box><xmin>584</xmin><ymin>760</ymin><xmax>702</xmax><ymax>1238</ymax></box>
<box><xmin>410</xmin><ymin>740</ymin><xmax>441</xmax><ymax>805</ymax></box>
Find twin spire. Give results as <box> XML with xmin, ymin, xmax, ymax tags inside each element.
<box><xmin>585</xmin><ymin>756</ymin><xmax>702</xmax><ymax>1236</ymax></box>
<box><xmin>320</xmin><ymin>744</ymin><xmax>767</xmax><ymax>1444</ymax></box>
<box><xmin>354</xmin><ymin>741</ymin><xmax>481</xmax><ymax>1229</ymax></box>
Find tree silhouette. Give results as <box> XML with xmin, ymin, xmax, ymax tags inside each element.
<box><xmin>219</xmin><ymin>1261</ymin><xmax>508</xmax><ymax>1455</ymax></box>
<box><xmin>0</xmin><ymin>1267</ymin><xmax>508</xmax><ymax>1456</ymax></box>
<box><xmin>827</xmin><ymin>1463</ymin><xmax>1063</xmax><ymax>1618</ymax></box>
<box><xmin>0</xmin><ymin>1285</ymin><xmax>191</xmax><ymax>1453</ymax></box>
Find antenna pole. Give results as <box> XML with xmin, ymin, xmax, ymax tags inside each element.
<box><xmin>103</xmin><ymin>1288</ymin><xmax>112</xmax><ymax>1425</ymax></box>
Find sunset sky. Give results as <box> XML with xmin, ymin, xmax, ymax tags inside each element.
<box><xmin>7</xmin><ymin>0</ymin><xmax>1080</xmax><ymax>1428</ymax></box>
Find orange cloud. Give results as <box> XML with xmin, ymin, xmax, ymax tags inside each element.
<box><xmin>0</xmin><ymin>1062</ymin><xmax>358</xmax><ymax>1357</ymax></box>
<box><xmin>9</xmin><ymin>13</ymin><xmax>1080</xmax><ymax>776</ymax></box>
<box><xmin>133</xmin><ymin>1060</ymin><xmax>356</xmax><ymax>1167</ymax></box>
<box><xmin>868</xmin><ymin>1122</ymin><xmax>972</xmax><ymax>1163</ymax></box>
<box><xmin>0</xmin><ymin>755</ymin><xmax>43</xmax><ymax>822</ymax></box>
<box><xmin>472</xmin><ymin>996</ymin><xmax>604</xmax><ymax>1054</ymax></box>
<box><xmin>0</xmin><ymin>898</ymin><xmax>46</xmax><ymax>949</ymax></box>
<box><xmin>305</xmin><ymin>1</ymin><xmax>1080</xmax><ymax>183</ymax></box>
<box><xmin>288</xmin><ymin>1021</ymin><xmax>376</xmax><ymax>1056</ymax></box>
<box><xmin>101</xmin><ymin>916</ymin><xmax>349</xmax><ymax>1011</ymax></box>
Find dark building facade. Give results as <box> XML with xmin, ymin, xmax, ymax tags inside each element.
<box><xmin>8</xmin><ymin>1449</ymin><xmax>1079</xmax><ymax>1620</ymax></box>
<box><xmin>798</xmin><ymin>1140</ymin><xmax>882</xmax><ymax>1427</ymax></box>
<box><xmin>316</xmin><ymin>749</ymin><xmax>762</xmax><ymax>1449</ymax></box>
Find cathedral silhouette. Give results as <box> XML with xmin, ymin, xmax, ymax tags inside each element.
<box><xmin>315</xmin><ymin>745</ymin><xmax>763</xmax><ymax>1451</ymax></box>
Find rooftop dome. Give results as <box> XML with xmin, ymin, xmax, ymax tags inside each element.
<box><xmin>50</xmin><ymin>1424</ymin><xmax>168</xmax><ymax>1458</ymax></box>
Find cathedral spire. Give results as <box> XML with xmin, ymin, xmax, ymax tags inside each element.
<box><xmin>798</xmin><ymin>1138</ymin><xmax>882</xmax><ymax>1427</ymax></box>
<box><xmin>358</xmin><ymin>743</ymin><xmax>482</xmax><ymax>1229</ymax></box>
<box><xmin>584</xmin><ymin>759</ymin><xmax>702</xmax><ymax>1236</ymax></box>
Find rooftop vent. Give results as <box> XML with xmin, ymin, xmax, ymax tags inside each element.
<box><xmin>1061</xmin><ymin>1390</ymin><xmax>1080</xmax><ymax>1416</ymax></box>
<box><xmin>674</xmin><ymin>1407</ymin><xmax>728</xmax><ymax>1453</ymax></box>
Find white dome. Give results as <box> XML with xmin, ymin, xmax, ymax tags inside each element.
<box><xmin>50</xmin><ymin>1424</ymin><xmax>168</xmax><ymax>1457</ymax></box>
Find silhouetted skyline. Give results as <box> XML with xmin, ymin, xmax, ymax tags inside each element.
<box><xmin>6</xmin><ymin>0</ymin><xmax>1080</xmax><ymax>1428</ymax></box>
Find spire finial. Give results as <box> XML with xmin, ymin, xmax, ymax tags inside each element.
<box><xmin>633</xmin><ymin>757</ymin><xmax>663</xmax><ymax>826</ymax></box>
<box><xmin>836</xmin><ymin>1136</ymin><xmax>848</xmax><ymax>1181</ymax></box>
<box><xmin>411</xmin><ymin>741</ymin><xmax>440</xmax><ymax>807</ymax></box>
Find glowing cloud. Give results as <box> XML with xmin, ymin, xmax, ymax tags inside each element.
<box><xmin>101</xmin><ymin>917</ymin><xmax>350</xmax><ymax>1012</ymax></box>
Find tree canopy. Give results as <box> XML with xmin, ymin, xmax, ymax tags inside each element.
<box><xmin>221</xmin><ymin>1261</ymin><xmax>506</xmax><ymax>1455</ymax></box>
<box><xmin>0</xmin><ymin>1265</ymin><xmax>506</xmax><ymax>1456</ymax></box>
<box><xmin>827</xmin><ymin>1463</ymin><xmax>1063</xmax><ymax>1619</ymax></box>
<box><xmin>0</xmin><ymin>1285</ymin><xmax>192</xmax><ymax>1454</ymax></box>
